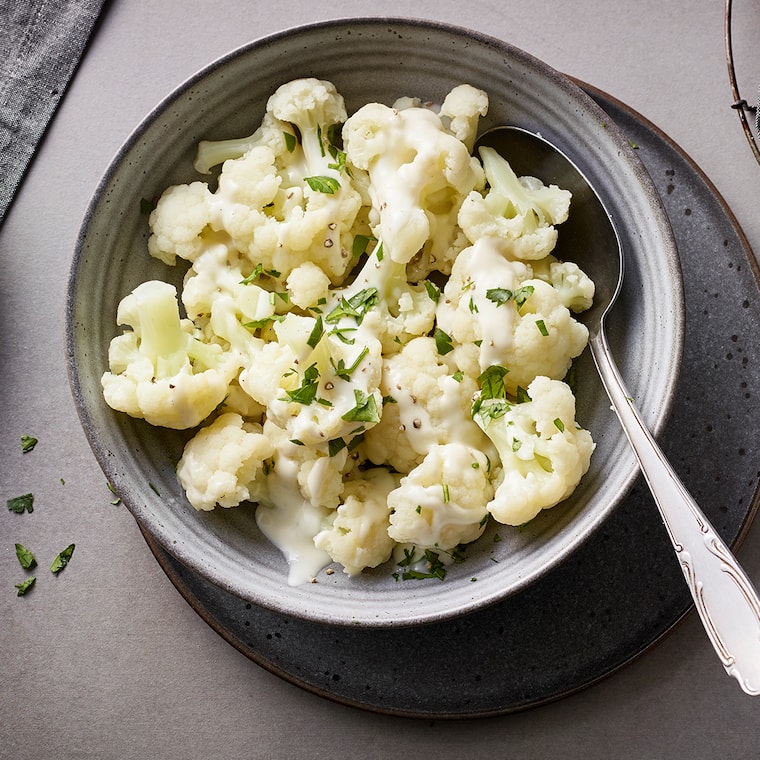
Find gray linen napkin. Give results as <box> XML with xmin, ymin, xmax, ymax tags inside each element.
<box><xmin>0</xmin><ymin>0</ymin><xmax>107</xmax><ymax>225</ymax></box>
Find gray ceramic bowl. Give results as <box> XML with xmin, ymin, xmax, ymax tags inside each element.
<box><xmin>66</xmin><ymin>18</ymin><xmax>683</xmax><ymax>627</ymax></box>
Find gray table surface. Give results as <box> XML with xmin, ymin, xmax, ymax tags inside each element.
<box><xmin>3</xmin><ymin>1</ymin><xmax>760</xmax><ymax>757</ymax></box>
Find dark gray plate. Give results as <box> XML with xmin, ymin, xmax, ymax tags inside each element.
<box><xmin>142</xmin><ymin>86</ymin><xmax>760</xmax><ymax>717</ymax></box>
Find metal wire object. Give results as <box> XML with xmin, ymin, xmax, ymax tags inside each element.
<box><xmin>725</xmin><ymin>0</ymin><xmax>760</xmax><ymax>165</ymax></box>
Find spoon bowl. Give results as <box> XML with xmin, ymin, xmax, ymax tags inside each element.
<box><xmin>476</xmin><ymin>126</ymin><xmax>622</xmax><ymax>339</ymax></box>
<box><xmin>476</xmin><ymin>125</ymin><xmax>760</xmax><ymax>696</ymax></box>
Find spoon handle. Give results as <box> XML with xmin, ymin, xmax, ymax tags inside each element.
<box><xmin>590</xmin><ymin>332</ymin><xmax>760</xmax><ymax>695</ymax></box>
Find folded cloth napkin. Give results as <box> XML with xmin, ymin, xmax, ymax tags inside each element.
<box><xmin>0</xmin><ymin>0</ymin><xmax>107</xmax><ymax>225</ymax></box>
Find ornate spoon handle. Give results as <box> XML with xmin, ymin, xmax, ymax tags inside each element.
<box><xmin>591</xmin><ymin>332</ymin><xmax>760</xmax><ymax>695</ymax></box>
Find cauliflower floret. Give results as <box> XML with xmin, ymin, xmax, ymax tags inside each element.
<box><xmin>326</xmin><ymin>243</ymin><xmax>436</xmax><ymax>355</ymax></box>
<box><xmin>531</xmin><ymin>256</ymin><xmax>595</xmax><ymax>313</ymax></box>
<box><xmin>439</xmin><ymin>84</ymin><xmax>489</xmax><ymax>152</ymax></box>
<box><xmin>387</xmin><ymin>442</ymin><xmax>493</xmax><ymax>550</ymax></box>
<box><xmin>436</xmin><ymin>238</ymin><xmax>588</xmax><ymax>392</ymax></box>
<box><xmin>362</xmin><ymin>336</ymin><xmax>491</xmax><ymax>473</ymax></box>
<box><xmin>286</xmin><ymin>260</ymin><xmax>331</xmax><ymax>309</ymax></box>
<box><xmin>194</xmin><ymin>110</ymin><xmax>292</xmax><ymax>175</ymax></box>
<box><xmin>313</xmin><ymin>467</ymin><xmax>401</xmax><ymax>575</ymax></box>
<box><xmin>101</xmin><ymin>280</ymin><xmax>241</xmax><ymax>429</ymax></box>
<box><xmin>147</xmin><ymin>182</ymin><xmax>214</xmax><ymax>265</ymax></box>
<box><xmin>472</xmin><ymin>375</ymin><xmax>594</xmax><ymax>525</ymax></box>
<box><xmin>177</xmin><ymin>412</ymin><xmax>274</xmax><ymax>510</ymax></box>
<box><xmin>459</xmin><ymin>145</ymin><xmax>571</xmax><ymax>261</ymax></box>
<box><xmin>343</xmin><ymin>100</ymin><xmax>485</xmax><ymax>268</ymax></box>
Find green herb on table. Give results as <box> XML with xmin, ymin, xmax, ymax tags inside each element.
<box><xmin>15</xmin><ymin>543</ymin><xmax>36</xmax><ymax>570</ymax></box>
<box><xmin>21</xmin><ymin>435</ymin><xmax>38</xmax><ymax>453</ymax></box>
<box><xmin>50</xmin><ymin>544</ymin><xmax>75</xmax><ymax>575</ymax></box>
<box><xmin>7</xmin><ymin>493</ymin><xmax>34</xmax><ymax>514</ymax></box>
<box><xmin>15</xmin><ymin>577</ymin><xmax>35</xmax><ymax>596</ymax></box>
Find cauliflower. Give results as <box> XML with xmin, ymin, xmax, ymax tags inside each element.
<box><xmin>387</xmin><ymin>442</ymin><xmax>493</xmax><ymax>550</ymax></box>
<box><xmin>313</xmin><ymin>467</ymin><xmax>401</xmax><ymax>575</ymax></box>
<box><xmin>326</xmin><ymin>242</ymin><xmax>437</xmax><ymax>355</ymax></box>
<box><xmin>459</xmin><ymin>145</ymin><xmax>571</xmax><ymax>261</ymax></box>
<box><xmin>101</xmin><ymin>79</ymin><xmax>599</xmax><ymax>585</ymax></box>
<box><xmin>263</xmin><ymin>312</ymin><xmax>385</xmax><ymax>447</ymax></box>
<box><xmin>472</xmin><ymin>373</ymin><xmax>594</xmax><ymax>526</ymax></box>
<box><xmin>101</xmin><ymin>280</ymin><xmax>241</xmax><ymax>429</ymax></box>
<box><xmin>177</xmin><ymin>412</ymin><xmax>274</xmax><ymax>510</ymax></box>
<box><xmin>147</xmin><ymin>182</ymin><xmax>215</xmax><ymax>265</ymax></box>
<box><xmin>436</xmin><ymin>237</ymin><xmax>588</xmax><ymax>392</ymax></box>
<box><xmin>343</xmin><ymin>96</ymin><xmax>485</xmax><ymax>269</ymax></box>
<box><xmin>439</xmin><ymin>83</ymin><xmax>489</xmax><ymax>152</ymax></box>
<box><xmin>285</xmin><ymin>261</ymin><xmax>331</xmax><ymax>309</ymax></box>
<box><xmin>531</xmin><ymin>255</ymin><xmax>595</xmax><ymax>313</ymax></box>
<box><xmin>363</xmin><ymin>336</ymin><xmax>491</xmax><ymax>473</ymax></box>
<box><xmin>193</xmin><ymin>110</ymin><xmax>291</xmax><ymax>175</ymax></box>
<box><xmin>148</xmin><ymin>78</ymin><xmax>365</xmax><ymax>285</ymax></box>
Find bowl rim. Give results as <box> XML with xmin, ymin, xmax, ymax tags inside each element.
<box><xmin>65</xmin><ymin>16</ymin><xmax>684</xmax><ymax>627</ymax></box>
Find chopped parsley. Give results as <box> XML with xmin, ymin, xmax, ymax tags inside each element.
<box><xmin>325</xmin><ymin>288</ymin><xmax>378</xmax><ymax>325</ymax></box>
<box><xmin>331</xmin><ymin>346</ymin><xmax>369</xmax><ymax>380</ymax></box>
<box><xmin>305</xmin><ymin>175</ymin><xmax>341</xmax><ymax>194</ymax></box>
<box><xmin>536</xmin><ymin>319</ymin><xmax>549</xmax><ymax>336</ymax></box>
<box><xmin>50</xmin><ymin>544</ymin><xmax>76</xmax><ymax>575</ymax></box>
<box><xmin>15</xmin><ymin>577</ymin><xmax>35</xmax><ymax>596</ymax></box>
<box><xmin>21</xmin><ymin>435</ymin><xmax>38</xmax><ymax>453</ymax></box>
<box><xmin>7</xmin><ymin>493</ymin><xmax>34</xmax><ymax>514</ymax></box>
<box><xmin>15</xmin><ymin>543</ymin><xmax>36</xmax><ymax>570</ymax></box>
<box><xmin>424</xmin><ymin>280</ymin><xmax>441</xmax><ymax>303</ymax></box>
<box><xmin>341</xmin><ymin>390</ymin><xmax>380</xmax><ymax>424</ymax></box>
<box><xmin>434</xmin><ymin>327</ymin><xmax>454</xmax><ymax>355</ymax></box>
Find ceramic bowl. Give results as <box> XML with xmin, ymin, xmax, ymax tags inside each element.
<box><xmin>66</xmin><ymin>18</ymin><xmax>683</xmax><ymax>627</ymax></box>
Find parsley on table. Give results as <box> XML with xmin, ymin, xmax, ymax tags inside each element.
<box><xmin>21</xmin><ymin>435</ymin><xmax>38</xmax><ymax>453</ymax></box>
<box><xmin>50</xmin><ymin>544</ymin><xmax>75</xmax><ymax>575</ymax></box>
<box><xmin>7</xmin><ymin>493</ymin><xmax>34</xmax><ymax>514</ymax></box>
<box><xmin>15</xmin><ymin>543</ymin><xmax>36</xmax><ymax>570</ymax></box>
<box><xmin>15</xmin><ymin>577</ymin><xmax>35</xmax><ymax>596</ymax></box>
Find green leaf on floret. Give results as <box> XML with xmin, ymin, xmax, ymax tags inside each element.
<box><xmin>243</xmin><ymin>314</ymin><xmax>286</xmax><ymax>331</ymax></box>
<box><xmin>282</xmin><ymin>363</ymin><xmax>320</xmax><ymax>405</ymax></box>
<box><xmin>240</xmin><ymin>263</ymin><xmax>282</xmax><ymax>285</ymax></box>
<box><xmin>328</xmin><ymin>326</ymin><xmax>357</xmax><ymax>345</ymax></box>
<box><xmin>327</xmin><ymin>438</ymin><xmax>347</xmax><ymax>457</ymax></box>
<box><xmin>536</xmin><ymin>319</ymin><xmax>549</xmax><ymax>336</ymax></box>
<box><xmin>306</xmin><ymin>316</ymin><xmax>324</xmax><ymax>349</ymax></box>
<box><xmin>516</xmin><ymin>386</ymin><xmax>531</xmax><ymax>403</ymax></box>
<box><xmin>424</xmin><ymin>280</ymin><xmax>441</xmax><ymax>303</ymax></box>
<box><xmin>434</xmin><ymin>328</ymin><xmax>454</xmax><ymax>356</ymax></box>
<box><xmin>468</xmin><ymin>297</ymin><xmax>479</xmax><ymax>314</ymax></box>
<box><xmin>325</xmin><ymin>288</ymin><xmax>378</xmax><ymax>325</ymax></box>
<box><xmin>514</xmin><ymin>285</ymin><xmax>535</xmax><ymax>310</ymax></box>
<box><xmin>554</xmin><ymin>418</ymin><xmax>565</xmax><ymax>433</ymax></box>
<box><xmin>477</xmin><ymin>365</ymin><xmax>509</xmax><ymax>400</ymax></box>
<box><xmin>305</xmin><ymin>175</ymin><xmax>341</xmax><ymax>194</ymax></box>
<box><xmin>341</xmin><ymin>389</ymin><xmax>380</xmax><ymax>424</ymax></box>
<box><xmin>485</xmin><ymin>285</ymin><xmax>535</xmax><ymax>311</ymax></box>
<box><xmin>485</xmin><ymin>287</ymin><xmax>512</xmax><ymax>306</ymax></box>
<box><xmin>330</xmin><ymin>345</ymin><xmax>369</xmax><ymax>381</ymax></box>
<box><xmin>327</xmin><ymin>148</ymin><xmax>347</xmax><ymax>173</ymax></box>
<box><xmin>352</xmin><ymin>234</ymin><xmax>376</xmax><ymax>260</ymax></box>
<box><xmin>452</xmin><ymin>370</ymin><xmax>464</xmax><ymax>383</ymax></box>
<box><xmin>283</xmin><ymin>131</ymin><xmax>297</xmax><ymax>153</ymax></box>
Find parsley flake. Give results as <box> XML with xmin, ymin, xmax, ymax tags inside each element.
<box><xmin>7</xmin><ymin>493</ymin><xmax>33</xmax><ymax>514</ymax></box>
<box><xmin>15</xmin><ymin>543</ymin><xmax>36</xmax><ymax>570</ymax></box>
<box><xmin>21</xmin><ymin>435</ymin><xmax>38</xmax><ymax>453</ymax></box>
<box><xmin>15</xmin><ymin>577</ymin><xmax>35</xmax><ymax>596</ymax></box>
<box><xmin>50</xmin><ymin>544</ymin><xmax>75</xmax><ymax>575</ymax></box>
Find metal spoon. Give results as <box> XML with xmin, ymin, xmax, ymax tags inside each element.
<box><xmin>476</xmin><ymin>126</ymin><xmax>760</xmax><ymax>695</ymax></box>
